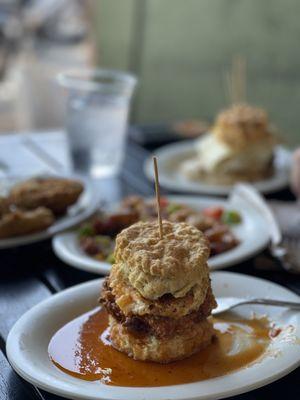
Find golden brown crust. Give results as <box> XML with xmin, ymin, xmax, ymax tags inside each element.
<box><xmin>114</xmin><ymin>220</ymin><xmax>210</xmax><ymax>300</ymax></box>
<box><xmin>9</xmin><ymin>178</ymin><xmax>83</xmax><ymax>214</ymax></box>
<box><xmin>212</xmin><ymin>103</ymin><xmax>274</xmax><ymax>150</ymax></box>
<box><xmin>108</xmin><ymin>268</ymin><xmax>213</xmax><ymax>318</ymax></box>
<box><xmin>101</xmin><ymin>279</ymin><xmax>216</xmax><ymax>340</ymax></box>
<box><xmin>109</xmin><ymin>315</ymin><xmax>214</xmax><ymax>363</ymax></box>
<box><xmin>0</xmin><ymin>207</ymin><xmax>54</xmax><ymax>238</ymax></box>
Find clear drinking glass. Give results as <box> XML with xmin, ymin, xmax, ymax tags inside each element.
<box><xmin>58</xmin><ymin>69</ymin><xmax>137</xmax><ymax>177</ymax></box>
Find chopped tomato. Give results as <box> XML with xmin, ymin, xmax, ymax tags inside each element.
<box><xmin>203</xmin><ymin>206</ymin><xmax>224</xmax><ymax>220</ymax></box>
<box><xmin>159</xmin><ymin>197</ymin><xmax>169</xmax><ymax>208</ymax></box>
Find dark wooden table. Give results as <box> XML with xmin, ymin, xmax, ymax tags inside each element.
<box><xmin>0</xmin><ymin>135</ymin><xmax>299</xmax><ymax>400</ymax></box>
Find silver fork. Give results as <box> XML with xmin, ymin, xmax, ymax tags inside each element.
<box><xmin>213</xmin><ymin>297</ymin><xmax>300</xmax><ymax>315</ymax></box>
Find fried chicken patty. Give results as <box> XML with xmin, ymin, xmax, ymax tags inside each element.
<box><xmin>9</xmin><ymin>177</ymin><xmax>84</xmax><ymax>214</ymax></box>
<box><xmin>108</xmin><ymin>266</ymin><xmax>211</xmax><ymax>318</ymax></box>
<box><xmin>100</xmin><ymin>279</ymin><xmax>216</xmax><ymax>340</ymax></box>
<box><xmin>0</xmin><ymin>207</ymin><xmax>54</xmax><ymax>238</ymax></box>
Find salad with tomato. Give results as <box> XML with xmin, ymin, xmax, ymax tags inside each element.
<box><xmin>78</xmin><ymin>196</ymin><xmax>241</xmax><ymax>263</ymax></box>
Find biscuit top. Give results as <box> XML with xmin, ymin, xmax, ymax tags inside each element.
<box><xmin>212</xmin><ymin>103</ymin><xmax>274</xmax><ymax>150</ymax></box>
<box><xmin>114</xmin><ymin>220</ymin><xmax>210</xmax><ymax>300</ymax></box>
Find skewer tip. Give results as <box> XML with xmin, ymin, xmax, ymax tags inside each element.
<box><xmin>153</xmin><ymin>156</ymin><xmax>163</xmax><ymax>239</ymax></box>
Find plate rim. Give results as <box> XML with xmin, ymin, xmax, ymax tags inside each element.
<box><xmin>53</xmin><ymin>231</ymin><xmax>110</xmax><ymax>274</ymax></box>
<box><xmin>144</xmin><ymin>141</ymin><xmax>291</xmax><ymax>195</ymax></box>
<box><xmin>6</xmin><ymin>272</ymin><xmax>300</xmax><ymax>400</ymax></box>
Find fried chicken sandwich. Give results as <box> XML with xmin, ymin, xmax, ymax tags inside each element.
<box><xmin>100</xmin><ymin>220</ymin><xmax>216</xmax><ymax>363</ymax></box>
<box><xmin>181</xmin><ymin>103</ymin><xmax>276</xmax><ymax>184</ymax></box>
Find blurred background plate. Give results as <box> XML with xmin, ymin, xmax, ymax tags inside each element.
<box><xmin>144</xmin><ymin>141</ymin><xmax>291</xmax><ymax>196</ymax></box>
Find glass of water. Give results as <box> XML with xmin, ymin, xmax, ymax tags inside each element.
<box><xmin>58</xmin><ymin>69</ymin><xmax>137</xmax><ymax>178</ymax></box>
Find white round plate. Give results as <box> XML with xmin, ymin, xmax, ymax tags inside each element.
<box><xmin>52</xmin><ymin>195</ymin><xmax>270</xmax><ymax>275</ymax></box>
<box><xmin>6</xmin><ymin>272</ymin><xmax>300</xmax><ymax>400</ymax></box>
<box><xmin>144</xmin><ymin>141</ymin><xmax>291</xmax><ymax>195</ymax></box>
<box><xmin>0</xmin><ymin>175</ymin><xmax>99</xmax><ymax>249</ymax></box>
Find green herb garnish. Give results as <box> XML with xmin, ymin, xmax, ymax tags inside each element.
<box><xmin>166</xmin><ymin>203</ymin><xmax>182</xmax><ymax>214</ymax></box>
<box><xmin>222</xmin><ymin>210</ymin><xmax>242</xmax><ymax>225</ymax></box>
<box><xmin>78</xmin><ymin>224</ymin><xmax>94</xmax><ymax>237</ymax></box>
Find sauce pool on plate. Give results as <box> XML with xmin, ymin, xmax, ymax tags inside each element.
<box><xmin>48</xmin><ymin>308</ymin><xmax>271</xmax><ymax>387</ymax></box>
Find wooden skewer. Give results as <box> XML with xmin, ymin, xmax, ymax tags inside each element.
<box><xmin>238</xmin><ymin>56</ymin><xmax>246</xmax><ymax>102</ymax></box>
<box><xmin>231</xmin><ymin>59</ymin><xmax>238</xmax><ymax>104</ymax></box>
<box><xmin>223</xmin><ymin>55</ymin><xmax>247</xmax><ymax>105</ymax></box>
<box><xmin>231</xmin><ymin>55</ymin><xmax>247</xmax><ymax>104</ymax></box>
<box><xmin>224</xmin><ymin>70</ymin><xmax>233</xmax><ymax>106</ymax></box>
<box><xmin>153</xmin><ymin>156</ymin><xmax>163</xmax><ymax>239</ymax></box>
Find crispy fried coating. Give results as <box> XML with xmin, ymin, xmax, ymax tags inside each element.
<box><xmin>9</xmin><ymin>177</ymin><xmax>83</xmax><ymax>214</ymax></box>
<box><xmin>0</xmin><ymin>207</ymin><xmax>54</xmax><ymax>238</ymax></box>
<box><xmin>107</xmin><ymin>267</ymin><xmax>213</xmax><ymax>318</ymax></box>
<box><xmin>101</xmin><ymin>277</ymin><xmax>216</xmax><ymax>362</ymax></box>
<box><xmin>101</xmin><ymin>279</ymin><xmax>216</xmax><ymax>338</ymax></box>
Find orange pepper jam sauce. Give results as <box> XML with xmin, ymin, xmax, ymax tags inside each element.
<box><xmin>48</xmin><ymin>308</ymin><xmax>271</xmax><ymax>387</ymax></box>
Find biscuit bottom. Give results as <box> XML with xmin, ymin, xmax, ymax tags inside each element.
<box><xmin>108</xmin><ymin>315</ymin><xmax>214</xmax><ymax>363</ymax></box>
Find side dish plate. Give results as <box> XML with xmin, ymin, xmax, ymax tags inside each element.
<box><xmin>52</xmin><ymin>195</ymin><xmax>269</xmax><ymax>274</ymax></box>
<box><xmin>0</xmin><ymin>175</ymin><xmax>99</xmax><ymax>249</ymax></box>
